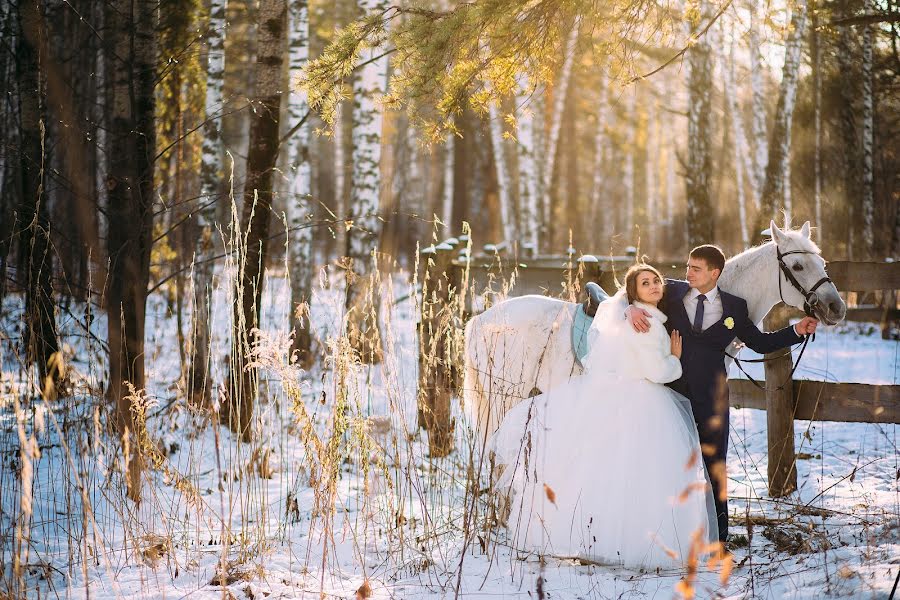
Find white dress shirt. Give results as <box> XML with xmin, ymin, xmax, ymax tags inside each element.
<box><xmin>683</xmin><ymin>285</ymin><xmax>724</xmax><ymax>331</ymax></box>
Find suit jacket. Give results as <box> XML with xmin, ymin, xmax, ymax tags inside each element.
<box><xmin>661</xmin><ymin>279</ymin><xmax>802</xmax><ymax>422</ymax></box>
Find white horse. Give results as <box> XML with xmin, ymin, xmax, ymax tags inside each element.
<box><xmin>463</xmin><ymin>221</ymin><xmax>847</xmax><ymax>439</ymax></box>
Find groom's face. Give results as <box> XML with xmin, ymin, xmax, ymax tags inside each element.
<box><xmin>686</xmin><ymin>257</ymin><xmax>720</xmax><ymax>292</ymax></box>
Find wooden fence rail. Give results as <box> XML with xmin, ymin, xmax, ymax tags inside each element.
<box><xmin>418</xmin><ymin>246</ymin><xmax>899</xmax><ymax>494</ymax></box>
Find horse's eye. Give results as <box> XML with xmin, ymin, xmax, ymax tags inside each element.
<box><xmin>792</xmin><ymin>263</ymin><xmax>804</xmax><ymax>272</ymax></box>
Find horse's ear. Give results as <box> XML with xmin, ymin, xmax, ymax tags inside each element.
<box><xmin>800</xmin><ymin>221</ymin><xmax>811</xmax><ymax>239</ymax></box>
<box><xmin>769</xmin><ymin>220</ymin><xmax>786</xmax><ymax>245</ymax></box>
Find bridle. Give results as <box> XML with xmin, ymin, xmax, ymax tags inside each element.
<box><xmin>727</xmin><ymin>243</ymin><xmax>832</xmax><ymax>391</ymax></box>
<box><xmin>776</xmin><ymin>246</ymin><xmax>833</xmax><ymax>319</ymax></box>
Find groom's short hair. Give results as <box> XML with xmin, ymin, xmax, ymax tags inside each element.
<box><xmin>690</xmin><ymin>245</ymin><xmax>726</xmax><ymax>273</ymax></box>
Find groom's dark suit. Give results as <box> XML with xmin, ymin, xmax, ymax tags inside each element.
<box><xmin>660</xmin><ymin>279</ymin><xmax>802</xmax><ymax>542</ymax></box>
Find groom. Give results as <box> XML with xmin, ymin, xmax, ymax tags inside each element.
<box><xmin>627</xmin><ymin>245</ymin><xmax>818</xmax><ymax>543</ymax></box>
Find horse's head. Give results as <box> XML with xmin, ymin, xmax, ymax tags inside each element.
<box><xmin>770</xmin><ymin>220</ymin><xmax>847</xmax><ymax>326</ymax></box>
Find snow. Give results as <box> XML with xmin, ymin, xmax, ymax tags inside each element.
<box><xmin>1</xmin><ymin>272</ymin><xmax>898</xmax><ymax>599</ymax></box>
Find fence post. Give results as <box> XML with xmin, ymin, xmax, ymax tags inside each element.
<box><xmin>764</xmin><ymin>309</ymin><xmax>798</xmax><ymax>497</ymax></box>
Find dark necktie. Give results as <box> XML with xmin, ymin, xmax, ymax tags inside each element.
<box><xmin>692</xmin><ymin>294</ymin><xmax>707</xmax><ymax>334</ymax></box>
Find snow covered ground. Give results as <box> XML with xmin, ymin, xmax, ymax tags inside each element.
<box><xmin>1</xmin><ymin>271</ymin><xmax>898</xmax><ymax>599</ymax></box>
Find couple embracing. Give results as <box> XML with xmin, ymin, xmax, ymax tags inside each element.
<box><xmin>490</xmin><ymin>245</ymin><xmax>818</xmax><ymax>568</ymax></box>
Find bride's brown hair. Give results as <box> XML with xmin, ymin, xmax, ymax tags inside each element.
<box><xmin>624</xmin><ymin>264</ymin><xmax>665</xmax><ymax>305</ymax></box>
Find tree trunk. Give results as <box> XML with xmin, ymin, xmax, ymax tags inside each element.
<box><xmin>516</xmin><ymin>76</ymin><xmax>540</xmax><ymax>253</ymax></box>
<box><xmin>540</xmin><ymin>18</ymin><xmax>579</xmax><ymax>250</ymax></box>
<box><xmin>836</xmin><ymin>24</ymin><xmax>858</xmax><ymax>258</ymax></box>
<box><xmin>811</xmin><ymin>4</ymin><xmax>823</xmax><ymax>242</ymax></box>
<box><xmin>686</xmin><ymin>0</ymin><xmax>715</xmax><ymax>247</ymax></box>
<box><xmin>189</xmin><ymin>0</ymin><xmax>228</xmax><ymax>407</ymax></box>
<box><xmin>749</xmin><ymin>0</ymin><xmax>767</xmax><ymax>204</ymax></box>
<box><xmin>223</xmin><ymin>0</ymin><xmax>285</xmax><ymax>438</ymax></box>
<box><xmin>623</xmin><ymin>87</ymin><xmax>636</xmax><ymax>236</ymax></box>
<box><xmin>440</xmin><ymin>127</ymin><xmax>454</xmax><ymax>229</ymax></box>
<box><xmin>590</xmin><ymin>69</ymin><xmax>610</xmax><ymax>247</ymax></box>
<box><xmin>345</xmin><ymin>0</ymin><xmax>387</xmax><ymax>363</ymax></box>
<box><xmin>860</xmin><ymin>0</ymin><xmax>874</xmax><ymax>257</ymax></box>
<box><xmin>17</xmin><ymin>0</ymin><xmax>61</xmax><ymax>400</ymax></box>
<box><xmin>488</xmin><ymin>99</ymin><xmax>515</xmax><ymax>244</ymax></box>
<box><xmin>104</xmin><ymin>0</ymin><xmax>157</xmax><ymax>502</ymax></box>
<box><xmin>723</xmin><ymin>28</ymin><xmax>750</xmax><ymax>248</ymax></box>
<box><xmin>286</xmin><ymin>0</ymin><xmax>313</xmax><ymax>366</ymax></box>
<box><xmin>756</xmin><ymin>0</ymin><xmax>807</xmax><ymax>237</ymax></box>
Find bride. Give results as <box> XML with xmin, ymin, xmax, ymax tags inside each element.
<box><xmin>489</xmin><ymin>264</ymin><xmax>718</xmax><ymax>569</ymax></box>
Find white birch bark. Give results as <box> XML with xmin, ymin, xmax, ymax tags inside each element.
<box><xmin>758</xmin><ymin>0</ymin><xmax>807</xmax><ymax>230</ymax></box>
<box><xmin>811</xmin><ymin>8</ymin><xmax>822</xmax><ymax>241</ymax></box>
<box><xmin>488</xmin><ymin>100</ymin><xmax>515</xmax><ymax>244</ymax></box>
<box><xmin>723</xmin><ymin>29</ymin><xmax>751</xmax><ymax>246</ymax></box>
<box><xmin>188</xmin><ymin>0</ymin><xmax>227</xmax><ymax>403</ymax></box>
<box><xmin>686</xmin><ymin>0</ymin><xmax>715</xmax><ymax>246</ymax></box>
<box><xmin>590</xmin><ymin>69</ymin><xmax>610</xmax><ymax>243</ymax></box>
<box><xmin>645</xmin><ymin>92</ymin><xmax>659</xmax><ymax>251</ymax></box>
<box><xmin>516</xmin><ymin>75</ymin><xmax>540</xmax><ymax>251</ymax></box>
<box><xmin>287</xmin><ymin>0</ymin><xmax>313</xmax><ymax>360</ymax></box>
<box><xmin>440</xmin><ymin>127</ymin><xmax>454</xmax><ymax>228</ymax></box>
<box><xmin>334</xmin><ymin>101</ymin><xmax>346</xmax><ymax>252</ymax></box>
<box><xmin>346</xmin><ymin>0</ymin><xmax>388</xmax><ymax>358</ymax></box>
<box><xmin>623</xmin><ymin>86</ymin><xmax>636</xmax><ymax>231</ymax></box>
<box><xmin>749</xmin><ymin>0</ymin><xmax>767</xmax><ymax>204</ymax></box>
<box><xmin>540</xmin><ymin>17</ymin><xmax>580</xmax><ymax>247</ymax></box>
<box><xmin>861</xmin><ymin>0</ymin><xmax>874</xmax><ymax>255</ymax></box>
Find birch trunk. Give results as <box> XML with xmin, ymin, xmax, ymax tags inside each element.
<box><xmin>189</xmin><ymin>0</ymin><xmax>228</xmax><ymax>406</ymax></box>
<box><xmin>645</xmin><ymin>93</ymin><xmax>659</xmax><ymax>253</ymax></box>
<box><xmin>624</xmin><ymin>87</ymin><xmax>636</xmax><ymax>234</ymax></box>
<box><xmin>224</xmin><ymin>0</ymin><xmax>286</xmax><ymax>437</ymax></box>
<box><xmin>516</xmin><ymin>76</ymin><xmax>540</xmax><ymax>252</ymax></box>
<box><xmin>441</xmin><ymin>127</ymin><xmax>454</xmax><ymax>228</ymax></box>
<box><xmin>686</xmin><ymin>4</ymin><xmax>716</xmax><ymax>249</ymax></box>
<box><xmin>346</xmin><ymin>0</ymin><xmax>388</xmax><ymax>362</ymax></box>
<box><xmin>286</xmin><ymin>0</ymin><xmax>314</xmax><ymax>365</ymax></box>
<box><xmin>590</xmin><ymin>69</ymin><xmax>610</xmax><ymax>245</ymax></box>
<box><xmin>811</xmin><ymin>6</ymin><xmax>822</xmax><ymax>242</ymax></box>
<box><xmin>723</xmin><ymin>30</ymin><xmax>751</xmax><ymax>247</ymax></box>
<box><xmin>860</xmin><ymin>0</ymin><xmax>874</xmax><ymax>256</ymax></box>
<box><xmin>488</xmin><ymin>100</ymin><xmax>515</xmax><ymax>244</ymax></box>
<box><xmin>756</xmin><ymin>0</ymin><xmax>807</xmax><ymax>235</ymax></box>
<box><xmin>540</xmin><ymin>18</ymin><xmax>580</xmax><ymax>250</ymax></box>
<box><xmin>749</xmin><ymin>0</ymin><xmax>767</xmax><ymax>203</ymax></box>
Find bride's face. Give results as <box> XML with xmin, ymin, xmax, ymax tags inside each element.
<box><xmin>635</xmin><ymin>271</ymin><xmax>664</xmax><ymax>304</ymax></box>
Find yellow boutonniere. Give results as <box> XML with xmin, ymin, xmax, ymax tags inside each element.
<box><xmin>724</xmin><ymin>317</ymin><xmax>735</xmax><ymax>330</ymax></box>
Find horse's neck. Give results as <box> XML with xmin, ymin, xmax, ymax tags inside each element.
<box><xmin>720</xmin><ymin>243</ymin><xmax>782</xmax><ymax>325</ymax></box>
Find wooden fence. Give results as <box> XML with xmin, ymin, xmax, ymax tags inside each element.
<box><xmin>417</xmin><ymin>241</ymin><xmax>900</xmax><ymax>496</ymax></box>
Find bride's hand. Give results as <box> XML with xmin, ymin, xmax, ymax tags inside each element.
<box><xmin>670</xmin><ymin>330</ymin><xmax>682</xmax><ymax>359</ymax></box>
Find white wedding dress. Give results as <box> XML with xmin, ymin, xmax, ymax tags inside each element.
<box><xmin>488</xmin><ymin>290</ymin><xmax>718</xmax><ymax>569</ymax></box>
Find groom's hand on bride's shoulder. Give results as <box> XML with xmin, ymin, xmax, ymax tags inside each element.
<box><xmin>625</xmin><ymin>305</ymin><xmax>652</xmax><ymax>333</ymax></box>
<box><xmin>794</xmin><ymin>316</ymin><xmax>819</xmax><ymax>336</ymax></box>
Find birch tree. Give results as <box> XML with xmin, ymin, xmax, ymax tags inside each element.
<box><xmin>810</xmin><ymin>4</ymin><xmax>822</xmax><ymax>241</ymax></box>
<box><xmin>516</xmin><ymin>77</ymin><xmax>540</xmax><ymax>252</ymax></box>
<box><xmin>623</xmin><ymin>86</ymin><xmax>636</xmax><ymax>233</ymax></box>
<box><xmin>189</xmin><ymin>0</ymin><xmax>227</xmax><ymax>406</ymax></box>
<box><xmin>345</xmin><ymin>0</ymin><xmax>389</xmax><ymax>362</ymax></box>
<box><xmin>723</xmin><ymin>29</ymin><xmax>751</xmax><ymax>247</ymax></box>
<box><xmin>488</xmin><ymin>99</ymin><xmax>516</xmax><ymax>244</ymax></box>
<box><xmin>440</xmin><ymin>127</ymin><xmax>454</xmax><ymax>228</ymax></box>
<box><xmin>756</xmin><ymin>0</ymin><xmax>808</xmax><ymax>235</ymax></box>
<box><xmin>286</xmin><ymin>0</ymin><xmax>314</xmax><ymax>365</ymax></box>
<box><xmin>860</xmin><ymin>0</ymin><xmax>874</xmax><ymax>256</ymax></box>
<box><xmin>686</xmin><ymin>0</ymin><xmax>715</xmax><ymax>247</ymax></box>
<box><xmin>540</xmin><ymin>18</ymin><xmax>580</xmax><ymax>250</ymax></box>
<box><xmin>223</xmin><ymin>0</ymin><xmax>286</xmax><ymax>437</ymax></box>
<box><xmin>748</xmin><ymin>0</ymin><xmax>767</xmax><ymax>200</ymax></box>
<box><xmin>590</xmin><ymin>69</ymin><xmax>611</xmax><ymax>244</ymax></box>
